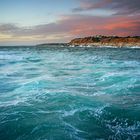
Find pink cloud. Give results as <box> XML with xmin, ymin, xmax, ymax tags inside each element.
<box><xmin>0</xmin><ymin>14</ymin><xmax>139</xmax><ymax>44</ymax></box>
<box><xmin>58</xmin><ymin>14</ymin><xmax>140</xmax><ymax>37</ymax></box>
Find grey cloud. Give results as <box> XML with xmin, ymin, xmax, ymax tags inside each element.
<box><xmin>73</xmin><ymin>0</ymin><xmax>140</xmax><ymax>15</ymax></box>
<box><xmin>0</xmin><ymin>24</ymin><xmax>19</xmax><ymax>33</ymax></box>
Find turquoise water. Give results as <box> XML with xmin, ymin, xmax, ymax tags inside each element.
<box><xmin>0</xmin><ymin>46</ymin><xmax>140</xmax><ymax>140</ymax></box>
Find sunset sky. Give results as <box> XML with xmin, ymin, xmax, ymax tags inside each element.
<box><xmin>0</xmin><ymin>0</ymin><xmax>140</xmax><ymax>45</ymax></box>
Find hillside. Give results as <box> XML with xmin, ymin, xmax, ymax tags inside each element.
<box><xmin>69</xmin><ymin>36</ymin><xmax>140</xmax><ymax>47</ymax></box>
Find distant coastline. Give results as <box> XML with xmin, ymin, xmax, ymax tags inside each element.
<box><xmin>36</xmin><ymin>36</ymin><xmax>140</xmax><ymax>48</ymax></box>
<box><xmin>69</xmin><ymin>36</ymin><xmax>140</xmax><ymax>47</ymax></box>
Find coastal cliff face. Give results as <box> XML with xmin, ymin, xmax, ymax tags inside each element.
<box><xmin>69</xmin><ymin>36</ymin><xmax>140</xmax><ymax>47</ymax></box>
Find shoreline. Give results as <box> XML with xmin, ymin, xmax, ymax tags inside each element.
<box><xmin>0</xmin><ymin>44</ymin><xmax>140</xmax><ymax>49</ymax></box>
<box><xmin>68</xmin><ymin>44</ymin><xmax>140</xmax><ymax>48</ymax></box>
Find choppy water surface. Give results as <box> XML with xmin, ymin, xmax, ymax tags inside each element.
<box><xmin>0</xmin><ymin>46</ymin><xmax>140</xmax><ymax>140</ymax></box>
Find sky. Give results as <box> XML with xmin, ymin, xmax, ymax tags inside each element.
<box><xmin>0</xmin><ymin>0</ymin><xmax>140</xmax><ymax>45</ymax></box>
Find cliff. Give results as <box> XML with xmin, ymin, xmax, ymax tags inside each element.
<box><xmin>69</xmin><ymin>36</ymin><xmax>140</xmax><ymax>47</ymax></box>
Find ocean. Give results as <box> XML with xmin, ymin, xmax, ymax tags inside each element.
<box><xmin>0</xmin><ymin>46</ymin><xmax>140</xmax><ymax>140</ymax></box>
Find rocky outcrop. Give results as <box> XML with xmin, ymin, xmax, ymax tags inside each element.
<box><xmin>69</xmin><ymin>36</ymin><xmax>140</xmax><ymax>47</ymax></box>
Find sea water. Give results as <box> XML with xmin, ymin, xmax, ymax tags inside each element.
<box><xmin>0</xmin><ymin>46</ymin><xmax>140</xmax><ymax>140</ymax></box>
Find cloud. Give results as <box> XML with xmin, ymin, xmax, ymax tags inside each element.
<box><xmin>0</xmin><ymin>24</ymin><xmax>19</xmax><ymax>33</ymax></box>
<box><xmin>73</xmin><ymin>0</ymin><xmax>111</xmax><ymax>12</ymax></box>
<box><xmin>72</xmin><ymin>0</ymin><xmax>140</xmax><ymax>16</ymax></box>
<box><xmin>0</xmin><ymin>14</ymin><xmax>140</xmax><ymax>45</ymax></box>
